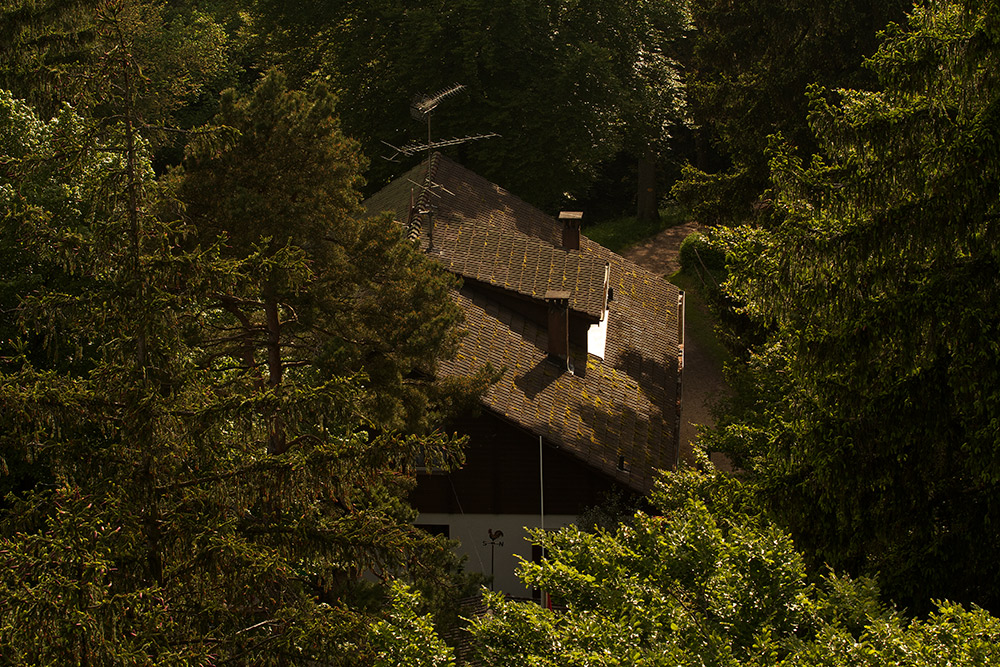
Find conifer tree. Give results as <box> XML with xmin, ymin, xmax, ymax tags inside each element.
<box><xmin>178</xmin><ymin>69</ymin><xmax>492</xmax><ymax>436</ymax></box>
<box><xmin>0</xmin><ymin>0</ymin><xmax>230</xmax><ymax>123</ymax></box>
<box><xmin>709</xmin><ymin>0</ymin><xmax>1000</xmax><ymax>609</ymax></box>
<box><xmin>0</xmin><ymin>4</ymin><xmax>473</xmax><ymax>663</ymax></box>
<box><xmin>675</xmin><ymin>0</ymin><xmax>909</xmax><ymax>223</ymax></box>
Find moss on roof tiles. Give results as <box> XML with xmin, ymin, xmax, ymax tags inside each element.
<box><xmin>364</xmin><ymin>154</ymin><xmax>682</xmax><ymax>494</ymax></box>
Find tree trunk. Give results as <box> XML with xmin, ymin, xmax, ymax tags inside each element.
<box><xmin>636</xmin><ymin>147</ymin><xmax>658</xmax><ymax>225</ymax></box>
<box><xmin>696</xmin><ymin>125</ymin><xmax>709</xmax><ymax>171</ymax></box>
<box><xmin>264</xmin><ymin>283</ymin><xmax>282</xmax><ymax>389</ymax></box>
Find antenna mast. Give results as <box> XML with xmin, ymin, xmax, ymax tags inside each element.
<box><xmin>383</xmin><ymin>83</ymin><xmax>499</xmax><ymax>248</ymax></box>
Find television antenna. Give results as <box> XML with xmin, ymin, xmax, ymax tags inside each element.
<box><xmin>406</xmin><ymin>177</ymin><xmax>454</xmax><ymax>198</ymax></box>
<box><xmin>380</xmin><ymin>83</ymin><xmax>499</xmax><ymax>162</ymax></box>
<box><xmin>384</xmin><ymin>83</ymin><xmax>499</xmax><ymax>248</ymax></box>
<box><xmin>411</xmin><ymin>83</ymin><xmax>466</xmax><ymax>119</ymax></box>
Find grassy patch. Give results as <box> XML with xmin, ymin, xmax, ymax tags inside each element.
<box><xmin>584</xmin><ymin>203</ymin><xmax>690</xmax><ymax>254</ymax></box>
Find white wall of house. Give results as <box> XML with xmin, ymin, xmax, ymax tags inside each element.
<box><xmin>586</xmin><ymin>309</ymin><xmax>609</xmax><ymax>359</ymax></box>
<box><xmin>416</xmin><ymin>512</ymin><xmax>577</xmax><ymax>598</ymax></box>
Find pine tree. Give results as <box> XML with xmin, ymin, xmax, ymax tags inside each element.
<box><xmin>178</xmin><ymin>69</ymin><xmax>491</xmax><ymax>436</ymax></box>
<box><xmin>0</xmin><ymin>4</ymin><xmax>474</xmax><ymax>663</ymax></box>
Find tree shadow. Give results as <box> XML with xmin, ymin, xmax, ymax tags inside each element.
<box><xmin>575</xmin><ymin>400</ymin><xmax>673</xmax><ymax>480</ymax></box>
<box><xmin>615</xmin><ymin>349</ymin><xmax>677</xmax><ymax>407</ymax></box>
<box><xmin>514</xmin><ymin>357</ymin><xmax>563</xmax><ymax>400</ymax></box>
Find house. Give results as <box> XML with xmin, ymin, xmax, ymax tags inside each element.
<box><xmin>364</xmin><ymin>154</ymin><xmax>685</xmax><ymax>597</ymax></box>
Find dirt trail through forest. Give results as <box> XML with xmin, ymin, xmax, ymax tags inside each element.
<box><xmin>621</xmin><ymin>222</ymin><xmax>731</xmax><ymax>469</ymax></box>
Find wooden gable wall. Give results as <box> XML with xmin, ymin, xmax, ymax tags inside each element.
<box><xmin>412</xmin><ymin>410</ymin><xmax>630</xmax><ymax>517</ymax></box>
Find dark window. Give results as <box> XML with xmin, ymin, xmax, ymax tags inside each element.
<box><xmin>415</xmin><ymin>523</ymin><xmax>450</xmax><ymax>539</ymax></box>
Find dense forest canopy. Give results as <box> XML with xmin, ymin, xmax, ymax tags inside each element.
<box><xmin>0</xmin><ymin>1</ymin><xmax>481</xmax><ymax>663</ymax></box>
<box><xmin>706</xmin><ymin>0</ymin><xmax>1000</xmax><ymax>611</ymax></box>
<box><xmin>0</xmin><ymin>0</ymin><xmax>998</xmax><ymax>663</ymax></box>
<box><xmin>674</xmin><ymin>0</ymin><xmax>913</xmax><ymax>223</ymax></box>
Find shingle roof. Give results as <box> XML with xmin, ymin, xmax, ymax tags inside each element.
<box><xmin>432</xmin><ymin>222</ymin><xmax>607</xmax><ymax>320</ymax></box>
<box><xmin>365</xmin><ymin>155</ymin><xmax>608</xmax><ymax>319</ymax></box>
<box><xmin>365</xmin><ymin>154</ymin><xmax>682</xmax><ymax>493</ymax></box>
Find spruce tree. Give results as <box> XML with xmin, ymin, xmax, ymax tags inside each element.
<box><xmin>710</xmin><ymin>0</ymin><xmax>1000</xmax><ymax>610</ymax></box>
<box><xmin>0</xmin><ymin>4</ymin><xmax>474</xmax><ymax>663</ymax></box>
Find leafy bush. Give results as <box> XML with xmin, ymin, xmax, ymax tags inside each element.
<box><xmin>679</xmin><ymin>231</ymin><xmax>726</xmax><ymax>273</ymax></box>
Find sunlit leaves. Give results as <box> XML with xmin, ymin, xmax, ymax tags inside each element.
<box><xmin>470</xmin><ymin>468</ymin><xmax>1000</xmax><ymax>666</ymax></box>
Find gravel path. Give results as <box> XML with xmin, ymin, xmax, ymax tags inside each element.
<box><xmin>621</xmin><ymin>222</ymin><xmax>732</xmax><ymax>469</ymax></box>
<box><xmin>621</xmin><ymin>220</ymin><xmax>701</xmax><ymax>278</ymax></box>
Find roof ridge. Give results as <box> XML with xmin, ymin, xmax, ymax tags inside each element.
<box><xmin>405</xmin><ymin>152</ymin><xmax>442</xmax><ymax>242</ymax></box>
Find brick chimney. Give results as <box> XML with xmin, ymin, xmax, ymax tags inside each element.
<box><xmin>559</xmin><ymin>211</ymin><xmax>583</xmax><ymax>250</ymax></box>
<box><xmin>545</xmin><ymin>290</ymin><xmax>570</xmax><ymax>371</ymax></box>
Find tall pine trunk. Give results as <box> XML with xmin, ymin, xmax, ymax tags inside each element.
<box><xmin>636</xmin><ymin>146</ymin><xmax>658</xmax><ymax>225</ymax></box>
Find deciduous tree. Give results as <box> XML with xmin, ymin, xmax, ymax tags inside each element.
<box><xmin>469</xmin><ymin>467</ymin><xmax>1000</xmax><ymax>666</ymax></box>
<box><xmin>254</xmin><ymin>0</ymin><xmax>690</xmax><ymax>214</ymax></box>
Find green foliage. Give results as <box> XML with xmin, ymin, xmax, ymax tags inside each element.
<box><xmin>0</xmin><ymin>0</ymin><xmax>231</xmax><ymax>125</ymax></box>
<box><xmin>0</xmin><ymin>0</ymin><xmax>96</xmax><ymax>117</ymax></box>
<box><xmin>676</xmin><ymin>0</ymin><xmax>911</xmax><ymax>223</ymax></box>
<box><xmin>472</xmin><ymin>467</ymin><xmax>806</xmax><ymax>665</ymax></box>
<box><xmin>672</xmin><ymin>164</ymin><xmax>759</xmax><ymax>226</ymax></box>
<box><xmin>369</xmin><ymin>583</ymin><xmax>456</xmax><ymax>667</ymax></box>
<box><xmin>178</xmin><ymin>70</ymin><xmax>490</xmax><ymax>435</ymax></box>
<box><xmin>0</xmin><ymin>44</ymin><xmax>470</xmax><ymax>666</ymax></box>
<box><xmin>678</xmin><ymin>231</ymin><xmax>725</xmax><ymax>273</ymax></box>
<box><xmin>709</xmin><ymin>0</ymin><xmax>1000</xmax><ymax>609</ymax></box>
<box><xmin>577</xmin><ymin>487</ymin><xmax>648</xmax><ymax>534</ymax></box>
<box><xmin>469</xmin><ymin>467</ymin><xmax>1000</xmax><ymax>666</ymax></box>
<box><xmin>254</xmin><ymin>0</ymin><xmax>691</xmax><ymax>210</ymax></box>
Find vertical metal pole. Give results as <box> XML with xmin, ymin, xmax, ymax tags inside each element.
<box><xmin>676</xmin><ymin>291</ymin><xmax>685</xmax><ymax>468</ymax></box>
<box><xmin>539</xmin><ymin>435</ymin><xmax>547</xmax><ymax>608</ymax></box>
<box><xmin>426</xmin><ymin>113</ymin><xmax>432</xmax><ymax>168</ymax></box>
<box><xmin>539</xmin><ymin>435</ymin><xmax>544</xmax><ymax>533</ymax></box>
